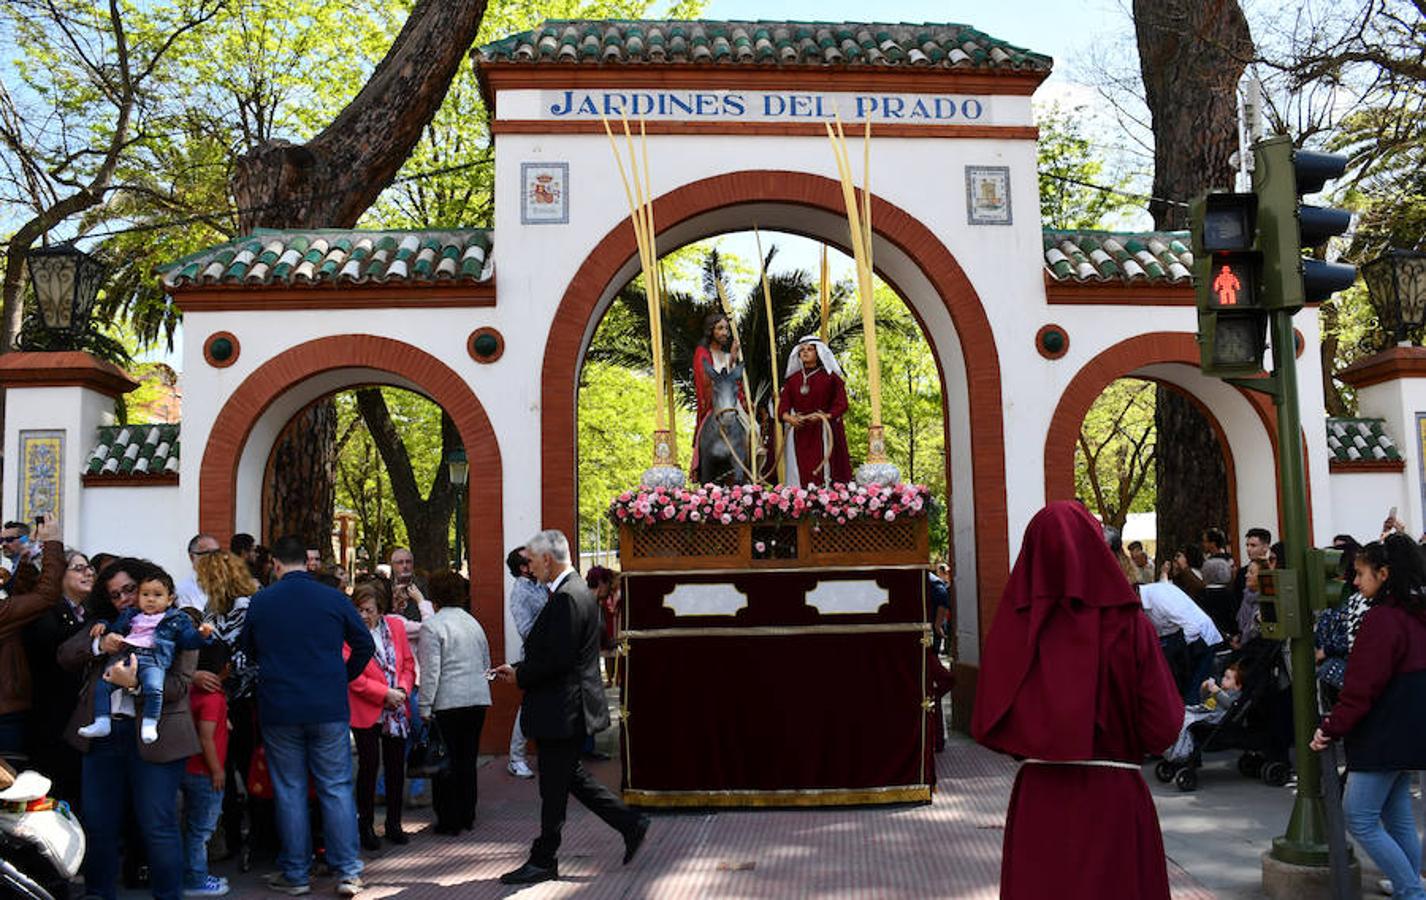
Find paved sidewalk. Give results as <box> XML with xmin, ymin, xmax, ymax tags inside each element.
<box><xmin>130</xmin><ymin>735</ymin><xmax>1213</xmax><ymax>899</ymax></box>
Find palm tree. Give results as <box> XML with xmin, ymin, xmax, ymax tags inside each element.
<box><xmin>585</xmin><ymin>243</ymin><xmax>912</xmax><ymax>414</ymax></box>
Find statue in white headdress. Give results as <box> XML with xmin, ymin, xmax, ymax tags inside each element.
<box><xmin>777</xmin><ymin>336</ymin><xmax>853</xmax><ymax>486</ymax></box>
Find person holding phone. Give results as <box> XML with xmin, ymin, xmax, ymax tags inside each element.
<box><xmin>387</xmin><ymin>549</ymin><xmax>429</xmax><ymax>622</ymax></box>
<box><xmin>0</xmin><ymin>517</ymin><xmax>63</xmax><ymax>757</ymax></box>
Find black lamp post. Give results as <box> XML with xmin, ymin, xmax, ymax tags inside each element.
<box><xmin>446</xmin><ymin>448</ymin><xmax>469</xmax><ymax>572</ymax></box>
<box><xmin>25</xmin><ymin>242</ymin><xmax>105</xmax><ymax>338</ymax></box>
<box><xmin>1362</xmin><ymin>248</ymin><xmax>1426</xmax><ymax>347</ymax></box>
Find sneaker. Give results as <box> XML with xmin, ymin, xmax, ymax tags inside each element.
<box><xmin>507</xmin><ymin>759</ymin><xmax>535</xmax><ymax>779</ymax></box>
<box><xmin>183</xmin><ymin>875</ymin><xmax>229</xmax><ymax>897</ymax></box>
<box><xmin>336</xmin><ymin>875</ymin><xmax>365</xmax><ymax>896</ymax></box>
<box><xmin>78</xmin><ymin>718</ymin><xmax>112</xmax><ymax>739</ymax></box>
<box><xmin>263</xmin><ymin>872</ymin><xmax>311</xmax><ymax>896</ymax></box>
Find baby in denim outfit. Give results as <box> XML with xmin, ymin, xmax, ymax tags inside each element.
<box><xmin>79</xmin><ymin>570</ymin><xmax>215</xmax><ymax>744</ymax></box>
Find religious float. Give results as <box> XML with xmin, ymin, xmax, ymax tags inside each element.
<box><xmin>604</xmin><ymin>117</ymin><xmax>940</xmax><ymax>807</ymax></box>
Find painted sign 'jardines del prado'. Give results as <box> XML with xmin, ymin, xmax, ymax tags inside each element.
<box><xmin>1</xmin><ymin>21</ymin><xmax>1410</xmax><ymax>749</ymax></box>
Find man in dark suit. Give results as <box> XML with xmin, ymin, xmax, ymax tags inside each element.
<box><xmin>491</xmin><ymin>529</ymin><xmax>649</xmax><ymax>886</ymax></box>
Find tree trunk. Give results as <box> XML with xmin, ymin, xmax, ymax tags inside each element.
<box><xmin>355</xmin><ymin>388</ymin><xmax>458</xmax><ymax>573</ymax></box>
<box><xmin>263</xmin><ymin>402</ymin><xmax>338</xmax><ymax>556</ymax></box>
<box><xmin>1134</xmin><ymin>1</ymin><xmax>1252</xmax><ymax>557</ymax></box>
<box><xmin>1319</xmin><ymin>301</ymin><xmax>1350</xmax><ymax>417</ymax></box>
<box><xmin>231</xmin><ymin>0</ymin><xmax>486</xmax><ymax>554</ymax></box>
<box><xmin>1133</xmin><ymin>0</ymin><xmax>1253</xmax><ymax>229</ymax></box>
<box><xmin>1154</xmin><ymin>388</ymin><xmax>1231</xmax><ymax>562</ymax></box>
<box><xmin>231</xmin><ymin>0</ymin><xmax>487</xmax><ymax>232</ymax></box>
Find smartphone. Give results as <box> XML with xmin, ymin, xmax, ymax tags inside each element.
<box><xmin>33</xmin><ymin>515</ymin><xmax>44</xmax><ymax>527</ymax></box>
<box><xmin>1389</xmin><ymin>506</ymin><xmax>1398</xmax><ymax>521</ymax></box>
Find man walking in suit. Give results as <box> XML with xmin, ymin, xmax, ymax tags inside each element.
<box><xmin>490</xmin><ymin>529</ymin><xmax>649</xmax><ymax>885</ymax></box>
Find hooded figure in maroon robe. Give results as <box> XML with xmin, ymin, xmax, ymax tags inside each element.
<box><xmin>777</xmin><ymin>337</ymin><xmax>853</xmax><ymax>486</ymax></box>
<box><xmin>972</xmin><ymin>502</ymin><xmax>1183</xmax><ymax>900</ymax></box>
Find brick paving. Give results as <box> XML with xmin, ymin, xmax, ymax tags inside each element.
<box><xmin>179</xmin><ymin>735</ymin><xmax>1213</xmax><ymax>899</ymax></box>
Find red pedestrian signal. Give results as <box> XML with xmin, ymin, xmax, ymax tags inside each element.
<box><xmin>1213</xmin><ymin>264</ymin><xmax>1242</xmax><ymax>306</ymax></box>
<box><xmin>1206</xmin><ymin>253</ymin><xmax>1259</xmax><ymax>310</ymax></box>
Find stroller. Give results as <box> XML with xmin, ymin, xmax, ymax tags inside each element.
<box><xmin>0</xmin><ymin>765</ymin><xmax>85</xmax><ymax>900</ymax></box>
<box><xmin>1154</xmin><ymin>638</ymin><xmax>1294</xmax><ymax>792</ymax></box>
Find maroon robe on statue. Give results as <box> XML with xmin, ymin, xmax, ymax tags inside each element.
<box><xmin>972</xmin><ymin>502</ymin><xmax>1183</xmax><ymax>900</ymax></box>
<box><xmin>777</xmin><ymin>366</ymin><xmax>853</xmax><ymax>486</ymax></box>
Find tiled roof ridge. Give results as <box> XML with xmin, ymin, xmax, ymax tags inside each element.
<box><xmin>86</xmin><ymin>422</ymin><xmax>181</xmax><ymax>478</ymax></box>
<box><xmin>1325</xmin><ymin>417</ymin><xmax>1401</xmax><ymax>464</ymax></box>
<box><xmin>1043</xmin><ymin>230</ymin><xmax>1193</xmax><ymax>285</ymax></box>
<box><xmin>160</xmin><ymin>228</ymin><xmax>494</xmax><ymax>290</ymax></box>
<box><xmin>478</xmin><ymin>19</ymin><xmax>1052</xmax><ymax>71</ymax></box>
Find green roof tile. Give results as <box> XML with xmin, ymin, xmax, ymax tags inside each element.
<box><xmin>476</xmin><ymin>20</ymin><xmax>1052</xmax><ymax>73</ymax></box>
<box><xmin>1043</xmin><ymin>230</ymin><xmax>1194</xmax><ymax>285</ymax></box>
<box><xmin>1327</xmin><ymin>418</ymin><xmax>1403</xmax><ymax>464</ymax></box>
<box><xmin>160</xmin><ymin>228</ymin><xmax>494</xmax><ymax>291</ymax></box>
<box><xmin>86</xmin><ymin>424</ymin><xmax>181</xmax><ymax>479</ymax></box>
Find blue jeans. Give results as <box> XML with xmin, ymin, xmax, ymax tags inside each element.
<box><xmin>1344</xmin><ymin>769</ymin><xmax>1425</xmax><ymax>900</ymax></box>
<box><xmin>0</xmin><ymin>710</ymin><xmax>26</xmax><ymax>757</ymax></box>
<box><xmin>93</xmin><ymin>649</ymin><xmax>167</xmax><ymax>726</ymax></box>
<box><xmin>80</xmin><ymin>717</ymin><xmax>186</xmax><ymax>900</ymax></box>
<box><xmin>181</xmin><ymin>771</ymin><xmax>224</xmax><ymax>888</ymax></box>
<box><xmin>264</xmin><ymin>721</ymin><xmax>362</xmax><ymax>884</ymax></box>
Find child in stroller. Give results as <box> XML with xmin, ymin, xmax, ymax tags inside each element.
<box><xmin>1154</xmin><ymin>639</ymin><xmax>1294</xmax><ymax>791</ymax></box>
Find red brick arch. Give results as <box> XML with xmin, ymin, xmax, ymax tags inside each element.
<box><xmin>198</xmin><ymin>334</ymin><xmax>513</xmax><ymax>745</ymax></box>
<box><xmin>540</xmin><ymin>169</ymin><xmax>1010</xmax><ymax>639</ymax></box>
<box><xmin>1043</xmin><ymin>331</ymin><xmax>1283</xmax><ymax>545</ymax></box>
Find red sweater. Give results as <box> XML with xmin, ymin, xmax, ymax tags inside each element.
<box><xmin>1317</xmin><ymin>601</ymin><xmax>1426</xmax><ymax>770</ymax></box>
<box><xmin>1322</xmin><ymin>602</ymin><xmax>1426</xmax><ymax>741</ymax></box>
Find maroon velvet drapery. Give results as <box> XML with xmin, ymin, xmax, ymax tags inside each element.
<box><xmin>620</xmin><ymin>569</ymin><xmax>932</xmax><ymax>799</ymax></box>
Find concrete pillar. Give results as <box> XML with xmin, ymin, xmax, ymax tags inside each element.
<box><xmin>0</xmin><ymin>351</ymin><xmax>138</xmax><ymax>548</ymax></box>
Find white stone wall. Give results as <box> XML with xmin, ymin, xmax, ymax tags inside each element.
<box><xmin>80</xmin><ymin>484</ymin><xmax>186</xmax><ymax>577</ymax></box>
<box><xmin>1329</xmin><ymin>470</ymin><xmax>1405</xmax><ymax>544</ymax></box>
<box><xmin>2</xmin><ymin>384</ymin><xmax>116</xmax><ymax>547</ymax></box>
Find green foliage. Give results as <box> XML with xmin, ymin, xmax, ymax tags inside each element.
<box><xmin>1074</xmin><ymin>378</ymin><xmax>1157</xmax><ymax>530</ymax></box>
<box><xmin>1036</xmin><ymin>103</ymin><xmax>1140</xmax><ymax>230</ymax></box>
<box><xmin>840</xmin><ymin>282</ymin><xmax>948</xmax><ymax>559</ymax></box>
<box><xmin>333</xmin><ymin>387</ymin><xmax>448</xmax><ymax>565</ymax></box>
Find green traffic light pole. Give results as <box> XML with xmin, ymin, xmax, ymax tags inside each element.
<box><xmin>1261</xmin><ymin>306</ymin><xmax>1331</xmax><ymax>866</ymax></box>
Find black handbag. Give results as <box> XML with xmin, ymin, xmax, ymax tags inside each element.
<box><xmin>406</xmin><ymin>718</ymin><xmax>450</xmax><ymax>778</ymax></box>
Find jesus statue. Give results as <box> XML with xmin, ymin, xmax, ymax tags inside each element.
<box><xmin>778</xmin><ymin>336</ymin><xmax>853</xmax><ymax>486</ymax></box>
<box><xmin>690</xmin><ymin>312</ymin><xmax>742</xmax><ymax>477</ymax></box>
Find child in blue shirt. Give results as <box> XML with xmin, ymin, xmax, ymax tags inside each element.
<box><xmin>79</xmin><ymin>570</ymin><xmax>215</xmax><ymax>744</ymax></box>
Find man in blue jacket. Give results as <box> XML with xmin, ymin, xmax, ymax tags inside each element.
<box><xmin>241</xmin><ymin>535</ymin><xmax>373</xmax><ymax>897</ymax></box>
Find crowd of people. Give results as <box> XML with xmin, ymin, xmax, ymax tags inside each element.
<box><xmin>0</xmin><ymin>521</ymin><xmax>643</xmax><ymax>899</ymax></box>
<box><xmin>975</xmin><ymin>505</ymin><xmax>1426</xmax><ymax>900</ymax></box>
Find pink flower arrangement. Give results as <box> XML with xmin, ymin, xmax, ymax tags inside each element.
<box><xmin>607</xmin><ymin>482</ymin><xmax>933</xmax><ymax>528</ymax></box>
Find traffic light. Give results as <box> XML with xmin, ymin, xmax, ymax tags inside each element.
<box><xmin>1256</xmin><ymin>567</ymin><xmax>1303</xmax><ymax>639</ymax></box>
<box><xmin>1252</xmin><ymin>136</ymin><xmax>1357</xmax><ymax>309</ymax></box>
<box><xmin>1306</xmin><ymin>547</ymin><xmax>1347</xmax><ymax>610</ymax></box>
<box><xmin>1191</xmin><ymin>191</ymin><xmax>1268</xmax><ymax>376</ymax></box>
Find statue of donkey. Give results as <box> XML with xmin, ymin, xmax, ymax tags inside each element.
<box><xmin>697</xmin><ymin>361</ymin><xmax>752</xmax><ymax>485</ymax></box>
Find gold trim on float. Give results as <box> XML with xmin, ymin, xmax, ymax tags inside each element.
<box><xmin>622</xmin><ymin>563</ymin><xmax>930</xmax><ymax>577</ymax></box>
<box><xmin>623</xmin><ymin>623</ymin><xmax>931</xmax><ymax>639</ymax></box>
<box><xmin>623</xmin><ymin>785</ymin><xmax>932</xmax><ymax>808</ymax></box>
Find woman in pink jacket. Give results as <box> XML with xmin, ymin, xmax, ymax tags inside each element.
<box><xmin>346</xmin><ymin>581</ymin><xmax>415</xmax><ymax>851</ymax></box>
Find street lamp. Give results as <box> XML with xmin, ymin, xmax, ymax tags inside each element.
<box><xmin>1362</xmin><ymin>248</ymin><xmax>1426</xmax><ymax>346</ymax></box>
<box><xmin>446</xmin><ymin>448</ymin><xmax>468</xmax><ymax>573</ymax></box>
<box><xmin>25</xmin><ymin>242</ymin><xmax>105</xmax><ymax>336</ymax></box>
